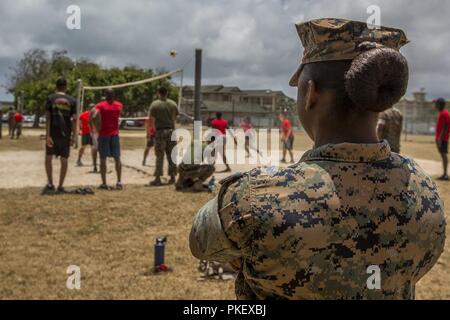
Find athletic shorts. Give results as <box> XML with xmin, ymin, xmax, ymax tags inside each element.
<box><xmin>46</xmin><ymin>136</ymin><xmax>71</xmax><ymax>159</ymax></box>
<box><xmin>81</xmin><ymin>134</ymin><xmax>93</xmax><ymax>146</ymax></box>
<box><xmin>283</xmin><ymin>135</ymin><xmax>294</xmax><ymax>151</ymax></box>
<box><xmin>437</xmin><ymin>141</ymin><xmax>449</xmax><ymax>154</ymax></box>
<box><xmin>147</xmin><ymin>135</ymin><xmax>155</xmax><ymax>148</ymax></box>
<box><xmin>98</xmin><ymin>135</ymin><xmax>121</xmax><ymax>159</ymax></box>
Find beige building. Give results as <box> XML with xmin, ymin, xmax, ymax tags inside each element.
<box><xmin>0</xmin><ymin>100</ymin><xmax>14</xmax><ymax>111</ymax></box>
<box><xmin>180</xmin><ymin>85</ymin><xmax>296</xmax><ymax>128</ymax></box>
<box><xmin>394</xmin><ymin>89</ymin><xmax>437</xmax><ymax>135</ymax></box>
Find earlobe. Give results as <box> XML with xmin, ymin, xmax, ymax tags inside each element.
<box><xmin>305</xmin><ymin>80</ymin><xmax>316</xmax><ymax>111</ymax></box>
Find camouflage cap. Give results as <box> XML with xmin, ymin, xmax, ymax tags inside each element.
<box><xmin>289</xmin><ymin>18</ymin><xmax>409</xmax><ymax>87</ymax></box>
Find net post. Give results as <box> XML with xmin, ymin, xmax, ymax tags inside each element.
<box><xmin>75</xmin><ymin>79</ymin><xmax>82</xmax><ymax>149</ymax></box>
<box><xmin>194</xmin><ymin>49</ymin><xmax>202</xmax><ymax>142</ymax></box>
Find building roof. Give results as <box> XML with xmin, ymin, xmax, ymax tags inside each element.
<box><xmin>182</xmin><ymin>85</ymin><xmax>286</xmax><ymax>97</ymax></box>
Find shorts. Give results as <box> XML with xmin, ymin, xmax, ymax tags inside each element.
<box><xmin>437</xmin><ymin>141</ymin><xmax>448</xmax><ymax>154</ymax></box>
<box><xmin>283</xmin><ymin>135</ymin><xmax>294</xmax><ymax>151</ymax></box>
<box><xmin>98</xmin><ymin>135</ymin><xmax>121</xmax><ymax>159</ymax></box>
<box><xmin>147</xmin><ymin>135</ymin><xmax>155</xmax><ymax>148</ymax></box>
<box><xmin>81</xmin><ymin>134</ymin><xmax>92</xmax><ymax>146</ymax></box>
<box><xmin>46</xmin><ymin>136</ymin><xmax>71</xmax><ymax>158</ymax></box>
<box><xmin>14</xmin><ymin>123</ymin><xmax>22</xmax><ymax>135</ymax></box>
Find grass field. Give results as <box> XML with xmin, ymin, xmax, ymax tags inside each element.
<box><xmin>0</xmin><ymin>186</ymin><xmax>235</xmax><ymax>299</ymax></box>
<box><xmin>0</xmin><ymin>126</ymin><xmax>448</xmax><ymax>299</ymax></box>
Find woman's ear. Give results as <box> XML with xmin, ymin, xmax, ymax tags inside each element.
<box><xmin>305</xmin><ymin>80</ymin><xmax>317</xmax><ymax>111</ymax></box>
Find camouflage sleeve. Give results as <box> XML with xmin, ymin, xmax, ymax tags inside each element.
<box><xmin>189</xmin><ymin>173</ymin><xmax>253</xmax><ymax>263</ymax></box>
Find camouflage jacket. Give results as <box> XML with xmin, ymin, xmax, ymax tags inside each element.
<box><xmin>378</xmin><ymin>108</ymin><xmax>403</xmax><ymax>153</ymax></box>
<box><xmin>190</xmin><ymin>141</ymin><xmax>446</xmax><ymax>300</ymax></box>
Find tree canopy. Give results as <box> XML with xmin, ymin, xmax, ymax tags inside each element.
<box><xmin>6</xmin><ymin>49</ymin><xmax>179</xmax><ymax>125</ymax></box>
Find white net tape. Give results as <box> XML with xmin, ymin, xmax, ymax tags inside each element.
<box><xmin>83</xmin><ymin>69</ymin><xmax>182</xmax><ymax>91</ymax></box>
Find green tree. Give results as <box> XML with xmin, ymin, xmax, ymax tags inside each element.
<box><xmin>7</xmin><ymin>49</ymin><xmax>178</xmax><ymax>126</ymax></box>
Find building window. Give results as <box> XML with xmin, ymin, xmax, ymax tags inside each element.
<box><xmin>262</xmin><ymin>97</ymin><xmax>272</xmax><ymax>105</ymax></box>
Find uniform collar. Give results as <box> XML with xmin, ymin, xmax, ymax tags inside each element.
<box><xmin>301</xmin><ymin>140</ymin><xmax>391</xmax><ymax>163</ymax></box>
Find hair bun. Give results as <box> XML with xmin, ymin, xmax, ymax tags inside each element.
<box><xmin>344</xmin><ymin>48</ymin><xmax>409</xmax><ymax>112</ymax></box>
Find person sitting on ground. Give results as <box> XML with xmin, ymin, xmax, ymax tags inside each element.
<box><xmin>77</xmin><ymin>105</ymin><xmax>98</xmax><ymax>172</ymax></box>
<box><xmin>434</xmin><ymin>98</ymin><xmax>450</xmax><ymax>181</ymax></box>
<box><xmin>176</xmin><ymin>142</ymin><xmax>215</xmax><ymax>192</ymax></box>
<box><xmin>92</xmin><ymin>89</ymin><xmax>124</xmax><ymax>190</ymax></box>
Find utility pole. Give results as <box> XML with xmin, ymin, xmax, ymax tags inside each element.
<box><xmin>75</xmin><ymin>79</ymin><xmax>82</xmax><ymax>149</ymax></box>
<box><xmin>193</xmin><ymin>49</ymin><xmax>203</xmax><ymax>164</ymax></box>
<box><xmin>194</xmin><ymin>49</ymin><xmax>202</xmax><ymax>124</ymax></box>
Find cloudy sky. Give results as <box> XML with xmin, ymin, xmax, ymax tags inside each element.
<box><xmin>0</xmin><ymin>0</ymin><xmax>449</xmax><ymax>101</ymax></box>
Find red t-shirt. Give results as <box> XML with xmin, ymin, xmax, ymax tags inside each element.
<box><xmin>240</xmin><ymin>121</ymin><xmax>253</xmax><ymax>133</ymax></box>
<box><xmin>14</xmin><ymin>113</ymin><xmax>24</xmax><ymax>123</ymax></box>
<box><xmin>281</xmin><ymin>119</ymin><xmax>293</xmax><ymax>137</ymax></box>
<box><xmin>211</xmin><ymin>118</ymin><xmax>228</xmax><ymax>136</ymax></box>
<box><xmin>95</xmin><ymin>100</ymin><xmax>123</xmax><ymax>137</ymax></box>
<box><xmin>436</xmin><ymin>109</ymin><xmax>450</xmax><ymax>142</ymax></box>
<box><xmin>79</xmin><ymin>110</ymin><xmax>91</xmax><ymax>135</ymax></box>
<box><xmin>145</xmin><ymin>119</ymin><xmax>155</xmax><ymax>136</ymax></box>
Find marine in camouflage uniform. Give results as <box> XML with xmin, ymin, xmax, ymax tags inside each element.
<box><xmin>378</xmin><ymin>107</ymin><xmax>403</xmax><ymax>153</ymax></box>
<box><xmin>176</xmin><ymin>163</ymin><xmax>215</xmax><ymax>192</ymax></box>
<box><xmin>148</xmin><ymin>87</ymin><xmax>179</xmax><ymax>186</ymax></box>
<box><xmin>189</xmin><ymin>18</ymin><xmax>446</xmax><ymax>300</ymax></box>
<box><xmin>176</xmin><ymin>142</ymin><xmax>215</xmax><ymax>192</ymax></box>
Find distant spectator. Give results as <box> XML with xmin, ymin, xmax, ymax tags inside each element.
<box><xmin>211</xmin><ymin>112</ymin><xmax>231</xmax><ymax>172</ymax></box>
<box><xmin>434</xmin><ymin>98</ymin><xmax>450</xmax><ymax>181</ymax></box>
<box><xmin>279</xmin><ymin>112</ymin><xmax>294</xmax><ymax>163</ymax></box>
<box><xmin>7</xmin><ymin>107</ymin><xmax>15</xmax><ymax>137</ymax></box>
<box><xmin>77</xmin><ymin>104</ymin><xmax>98</xmax><ymax>172</ymax></box>
<box><xmin>240</xmin><ymin>116</ymin><xmax>256</xmax><ymax>157</ymax></box>
<box><xmin>143</xmin><ymin>118</ymin><xmax>155</xmax><ymax>166</ymax></box>
<box><xmin>377</xmin><ymin>107</ymin><xmax>403</xmax><ymax>153</ymax></box>
<box><xmin>11</xmin><ymin>111</ymin><xmax>24</xmax><ymax>139</ymax></box>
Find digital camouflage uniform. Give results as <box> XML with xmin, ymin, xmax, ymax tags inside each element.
<box><xmin>176</xmin><ymin>163</ymin><xmax>215</xmax><ymax>192</ymax></box>
<box><xmin>190</xmin><ymin>141</ymin><xmax>446</xmax><ymax>299</ymax></box>
<box><xmin>149</xmin><ymin>99</ymin><xmax>179</xmax><ymax>177</ymax></box>
<box><xmin>190</xmin><ymin>19</ymin><xmax>446</xmax><ymax>300</ymax></box>
<box><xmin>289</xmin><ymin>18</ymin><xmax>409</xmax><ymax>86</ymax></box>
<box><xmin>378</xmin><ymin>107</ymin><xmax>403</xmax><ymax>153</ymax></box>
<box><xmin>176</xmin><ymin>143</ymin><xmax>216</xmax><ymax>192</ymax></box>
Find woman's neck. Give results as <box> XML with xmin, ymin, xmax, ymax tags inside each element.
<box><xmin>313</xmin><ymin>113</ymin><xmax>380</xmax><ymax>148</ymax></box>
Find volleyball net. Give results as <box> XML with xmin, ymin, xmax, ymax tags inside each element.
<box><xmin>74</xmin><ymin>68</ymin><xmax>194</xmax><ymax>147</ymax></box>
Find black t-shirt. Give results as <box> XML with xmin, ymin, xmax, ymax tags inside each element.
<box><xmin>46</xmin><ymin>93</ymin><xmax>76</xmax><ymax>139</ymax></box>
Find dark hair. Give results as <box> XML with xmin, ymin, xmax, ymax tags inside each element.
<box><xmin>435</xmin><ymin>98</ymin><xmax>446</xmax><ymax>110</ymax></box>
<box><xmin>216</xmin><ymin>112</ymin><xmax>222</xmax><ymax>119</ymax></box>
<box><xmin>56</xmin><ymin>78</ymin><xmax>67</xmax><ymax>89</ymax></box>
<box><xmin>301</xmin><ymin>48</ymin><xmax>409</xmax><ymax>113</ymax></box>
<box><xmin>158</xmin><ymin>86</ymin><xmax>168</xmax><ymax>96</ymax></box>
<box><xmin>345</xmin><ymin>48</ymin><xmax>409</xmax><ymax>112</ymax></box>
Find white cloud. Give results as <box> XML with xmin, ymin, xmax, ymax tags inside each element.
<box><xmin>0</xmin><ymin>0</ymin><xmax>449</xmax><ymax>100</ymax></box>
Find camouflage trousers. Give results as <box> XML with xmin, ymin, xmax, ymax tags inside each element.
<box><xmin>154</xmin><ymin>129</ymin><xmax>177</xmax><ymax>177</ymax></box>
<box><xmin>175</xmin><ymin>164</ymin><xmax>215</xmax><ymax>191</ymax></box>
